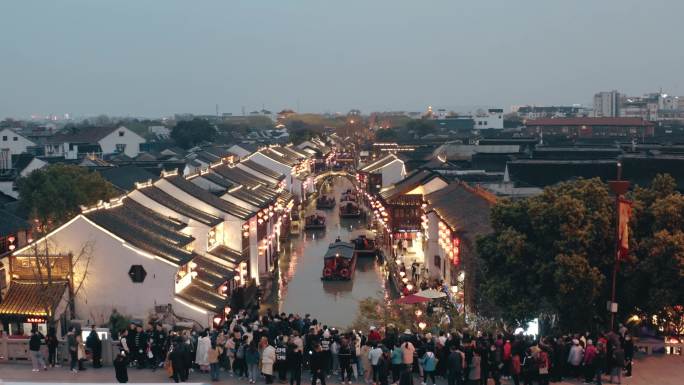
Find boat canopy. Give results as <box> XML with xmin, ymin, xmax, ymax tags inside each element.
<box><xmin>324</xmin><ymin>241</ymin><xmax>355</xmax><ymax>260</ymax></box>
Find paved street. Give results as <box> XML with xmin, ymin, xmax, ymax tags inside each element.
<box><xmin>1</xmin><ymin>355</ymin><xmax>681</xmax><ymax>385</ymax></box>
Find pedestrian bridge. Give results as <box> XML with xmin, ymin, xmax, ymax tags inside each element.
<box><xmin>313</xmin><ymin>170</ymin><xmax>356</xmax><ymax>183</ymax></box>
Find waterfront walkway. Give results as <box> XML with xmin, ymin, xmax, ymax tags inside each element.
<box><xmin>1</xmin><ymin>354</ymin><xmax>681</xmax><ymax>385</ymax></box>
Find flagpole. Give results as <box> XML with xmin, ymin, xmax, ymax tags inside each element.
<box><xmin>608</xmin><ymin>162</ymin><xmax>630</xmax><ymax>331</ymax></box>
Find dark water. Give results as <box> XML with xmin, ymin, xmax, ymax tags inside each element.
<box><xmin>276</xmin><ymin>177</ymin><xmax>386</xmax><ymax>328</ymax></box>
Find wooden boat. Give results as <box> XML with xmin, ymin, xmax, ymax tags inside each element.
<box><xmin>340</xmin><ymin>189</ymin><xmax>358</xmax><ymax>203</ymax></box>
<box><xmin>304</xmin><ymin>213</ymin><xmax>326</xmax><ymax>230</ymax></box>
<box><xmin>350</xmin><ymin>229</ymin><xmax>378</xmax><ymax>256</ymax></box>
<box><xmin>316</xmin><ymin>195</ymin><xmax>336</xmax><ymax>209</ymax></box>
<box><xmin>339</xmin><ymin>200</ymin><xmax>363</xmax><ymax>219</ymax></box>
<box><xmin>321</xmin><ymin>239</ymin><xmax>356</xmax><ymax>281</ymax></box>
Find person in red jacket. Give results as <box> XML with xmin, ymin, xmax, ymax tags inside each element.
<box><xmin>583</xmin><ymin>340</ymin><xmax>597</xmax><ymax>384</ymax></box>
<box><xmin>502</xmin><ymin>340</ymin><xmax>512</xmax><ymax>379</ymax></box>
<box><xmin>368</xmin><ymin>327</ymin><xmax>382</xmax><ymax>344</ymax></box>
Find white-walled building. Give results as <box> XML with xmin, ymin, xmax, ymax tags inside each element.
<box><xmin>2</xmin><ymin>197</ymin><xmax>238</xmax><ymax>328</ymax></box>
<box><xmin>45</xmin><ymin>126</ymin><xmax>145</xmax><ymax>159</ymax></box>
<box><xmin>423</xmin><ymin>182</ymin><xmax>494</xmax><ymax>310</ymax></box>
<box><xmin>473</xmin><ymin>109</ymin><xmax>504</xmax><ymax>129</ymax></box>
<box><xmin>245</xmin><ymin>146</ymin><xmax>313</xmax><ymax>199</ymax></box>
<box><xmin>359</xmin><ymin>154</ymin><xmax>406</xmax><ymax>193</ymax></box>
<box><xmin>0</xmin><ymin>154</ymin><xmax>48</xmax><ymax>198</ymax></box>
<box><xmin>0</xmin><ymin>128</ymin><xmax>35</xmax><ymax>159</ymax></box>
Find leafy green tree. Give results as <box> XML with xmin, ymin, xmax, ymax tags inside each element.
<box><xmin>478</xmin><ymin>175</ymin><xmax>684</xmax><ymax>333</ymax></box>
<box><xmin>622</xmin><ymin>174</ymin><xmax>684</xmax><ymax>332</ymax></box>
<box><xmin>406</xmin><ymin>119</ymin><xmax>437</xmax><ymax>137</ymax></box>
<box><xmin>477</xmin><ymin>178</ymin><xmax>615</xmax><ymax>331</ymax></box>
<box><xmin>16</xmin><ymin>164</ymin><xmax>118</xmax><ymax>225</ymax></box>
<box><xmin>171</xmin><ymin>118</ymin><xmax>217</xmax><ymax>149</ymax></box>
<box><xmin>374</xmin><ymin>128</ymin><xmax>399</xmax><ymax>141</ymax></box>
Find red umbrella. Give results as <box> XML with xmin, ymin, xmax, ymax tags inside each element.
<box><xmin>395</xmin><ymin>294</ymin><xmax>430</xmax><ymax>305</ymax></box>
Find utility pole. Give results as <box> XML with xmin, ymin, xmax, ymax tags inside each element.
<box><xmin>608</xmin><ymin>162</ymin><xmax>630</xmax><ymax>331</ymax></box>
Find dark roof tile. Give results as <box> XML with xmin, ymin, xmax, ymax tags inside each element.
<box><xmin>137</xmin><ymin>185</ymin><xmax>223</xmax><ymax>227</ymax></box>
<box><xmin>165</xmin><ymin>175</ymin><xmax>255</xmax><ymax>220</ymax></box>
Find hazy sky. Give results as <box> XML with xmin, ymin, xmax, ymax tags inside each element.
<box><xmin>1</xmin><ymin>0</ymin><xmax>683</xmax><ymax>119</ymax></box>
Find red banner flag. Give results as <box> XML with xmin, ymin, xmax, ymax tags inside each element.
<box><xmin>617</xmin><ymin>197</ymin><xmax>632</xmax><ymax>261</ymax></box>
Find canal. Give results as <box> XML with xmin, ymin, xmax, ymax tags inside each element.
<box><xmin>275</xmin><ymin>176</ymin><xmax>386</xmax><ymax>329</ymax></box>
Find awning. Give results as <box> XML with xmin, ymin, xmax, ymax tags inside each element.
<box><xmin>0</xmin><ymin>281</ymin><xmax>68</xmax><ymax>321</ymax></box>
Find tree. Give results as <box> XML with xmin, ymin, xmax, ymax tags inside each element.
<box><xmin>23</xmin><ymin>232</ymin><xmax>94</xmax><ymax>326</ymax></box>
<box><xmin>406</xmin><ymin>119</ymin><xmax>436</xmax><ymax>137</ymax></box>
<box><xmin>477</xmin><ymin>175</ymin><xmax>684</xmax><ymax>333</ymax></box>
<box><xmin>374</xmin><ymin>128</ymin><xmax>399</xmax><ymax>141</ymax></box>
<box><xmin>622</xmin><ymin>174</ymin><xmax>684</xmax><ymax>333</ymax></box>
<box><xmin>16</xmin><ymin>164</ymin><xmax>118</xmax><ymax>226</ymax></box>
<box><xmin>477</xmin><ymin>178</ymin><xmax>615</xmax><ymax>332</ymax></box>
<box><xmin>171</xmin><ymin>118</ymin><xmax>217</xmax><ymax>149</ymax></box>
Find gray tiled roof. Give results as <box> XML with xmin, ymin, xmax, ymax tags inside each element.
<box><xmin>379</xmin><ymin>169</ymin><xmax>445</xmax><ymax>201</ymax></box>
<box><xmin>176</xmin><ymin>280</ymin><xmax>228</xmax><ymax>313</ymax></box>
<box><xmin>84</xmin><ymin>198</ymin><xmax>195</xmax><ymax>265</ymax></box>
<box><xmin>137</xmin><ymin>185</ymin><xmax>223</xmax><ymax>227</ymax></box>
<box><xmin>201</xmin><ymin>172</ymin><xmax>234</xmax><ymax>190</ymax></box>
<box><xmin>213</xmin><ymin>164</ymin><xmax>270</xmax><ymax>189</ymax></box>
<box><xmin>225</xmin><ymin>185</ymin><xmax>277</xmax><ymax>209</ymax></box>
<box><xmin>240</xmin><ymin>159</ymin><xmax>285</xmax><ymax>181</ymax></box>
<box><xmin>165</xmin><ymin>175</ymin><xmax>255</xmax><ymax>220</ymax></box>
<box><xmin>208</xmin><ymin>245</ymin><xmax>247</xmax><ymax>268</ymax></box>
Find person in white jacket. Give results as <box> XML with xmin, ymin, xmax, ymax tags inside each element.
<box><xmin>261</xmin><ymin>340</ymin><xmax>276</xmax><ymax>384</ymax></box>
<box><xmin>567</xmin><ymin>339</ymin><xmax>584</xmax><ymax>379</ymax></box>
<box><xmin>195</xmin><ymin>331</ymin><xmax>211</xmax><ymax>372</ymax></box>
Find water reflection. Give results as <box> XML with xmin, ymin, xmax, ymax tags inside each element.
<box><xmin>276</xmin><ymin>177</ymin><xmax>386</xmax><ymax>328</ymax></box>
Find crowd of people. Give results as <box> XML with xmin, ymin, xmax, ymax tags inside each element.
<box><xmin>24</xmin><ymin>309</ymin><xmax>636</xmax><ymax>385</ymax></box>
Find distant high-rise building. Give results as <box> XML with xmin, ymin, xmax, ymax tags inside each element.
<box><xmin>593</xmin><ymin>90</ymin><xmax>620</xmax><ymax>117</ymax></box>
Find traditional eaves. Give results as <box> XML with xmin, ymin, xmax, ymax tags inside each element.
<box><xmin>0</xmin><ymin>281</ymin><xmax>68</xmax><ymax>318</ymax></box>
<box><xmin>47</xmin><ymin>126</ymin><xmax>118</xmax><ymax>144</ymax></box>
<box><xmin>240</xmin><ymin>159</ymin><xmax>285</xmax><ymax>181</ymax></box>
<box><xmin>208</xmin><ymin>245</ymin><xmax>247</xmax><ymax>268</ymax></box>
<box><xmin>84</xmin><ymin>198</ymin><xmax>195</xmax><ymax>265</ymax></box>
<box><xmin>176</xmin><ymin>280</ymin><xmax>228</xmax><ymax>313</ymax></box>
<box><xmin>260</xmin><ymin>148</ymin><xmax>297</xmax><ymax>166</ymax></box>
<box><xmin>137</xmin><ymin>185</ymin><xmax>223</xmax><ymax>227</ymax></box>
<box><xmin>99</xmin><ymin>165</ymin><xmax>156</xmax><ymax>192</ymax></box>
<box><xmin>226</xmin><ymin>185</ymin><xmax>277</xmax><ymax>209</ymax></box>
<box><xmin>360</xmin><ymin>154</ymin><xmax>402</xmax><ymax>173</ymax></box>
<box><xmin>379</xmin><ymin>169</ymin><xmax>445</xmax><ymax>201</ymax></box>
<box><xmin>191</xmin><ymin>255</ymin><xmax>236</xmax><ymax>288</ymax></box>
<box><xmin>212</xmin><ymin>164</ymin><xmax>270</xmax><ymax>189</ymax></box>
<box><xmin>424</xmin><ymin>183</ymin><xmax>493</xmax><ymax>237</ymax></box>
<box><xmin>165</xmin><ymin>175</ymin><xmax>255</xmax><ymax>220</ymax></box>
<box><xmin>201</xmin><ymin>172</ymin><xmax>234</xmax><ymax>190</ymax></box>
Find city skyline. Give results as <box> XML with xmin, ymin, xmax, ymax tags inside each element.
<box><xmin>1</xmin><ymin>0</ymin><xmax>683</xmax><ymax>118</ymax></box>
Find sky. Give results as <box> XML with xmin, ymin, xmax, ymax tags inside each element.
<box><xmin>1</xmin><ymin>0</ymin><xmax>683</xmax><ymax>119</ymax></box>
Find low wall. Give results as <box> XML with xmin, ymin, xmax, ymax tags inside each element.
<box><xmin>0</xmin><ymin>337</ymin><xmax>118</xmax><ymax>366</ymax></box>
